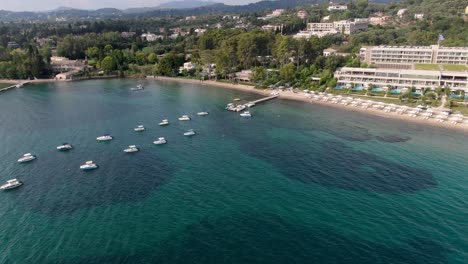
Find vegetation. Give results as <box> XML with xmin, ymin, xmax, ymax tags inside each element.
<box><xmin>0</xmin><ymin>0</ymin><xmax>465</xmax><ymax>94</ymax></box>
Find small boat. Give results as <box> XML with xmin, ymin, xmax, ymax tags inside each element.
<box><xmin>225</xmin><ymin>103</ymin><xmax>235</xmax><ymax>110</ymax></box>
<box><xmin>183</xmin><ymin>129</ymin><xmax>196</xmax><ymax>136</ymax></box>
<box><xmin>96</xmin><ymin>134</ymin><xmax>113</xmax><ymax>141</ymax></box>
<box><xmin>17</xmin><ymin>153</ymin><xmax>36</xmax><ymax>163</ymax></box>
<box><xmin>246</xmin><ymin>102</ymin><xmax>255</xmax><ymax>108</ymax></box>
<box><xmin>153</xmin><ymin>137</ymin><xmax>167</xmax><ymax>145</ymax></box>
<box><xmin>197</xmin><ymin>111</ymin><xmax>209</xmax><ymax>116</ymax></box>
<box><xmin>240</xmin><ymin>111</ymin><xmax>252</xmax><ymax>117</ymax></box>
<box><xmin>0</xmin><ymin>179</ymin><xmax>23</xmax><ymax>190</ymax></box>
<box><xmin>80</xmin><ymin>161</ymin><xmax>98</xmax><ymax>170</ymax></box>
<box><xmin>131</xmin><ymin>84</ymin><xmax>144</xmax><ymax>91</ymax></box>
<box><xmin>57</xmin><ymin>143</ymin><xmax>73</xmax><ymax>151</ymax></box>
<box><xmin>178</xmin><ymin>115</ymin><xmax>191</xmax><ymax>121</ymax></box>
<box><xmin>124</xmin><ymin>145</ymin><xmax>139</xmax><ymax>153</ymax></box>
<box><xmin>159</xmin><ymin>119</ymin><xmax>169</xmax><ymax>126</ymax></box>
<box><xmin>134</xmin><ymin>125</ymin><xmax>145</xmax><ymax>132</ymax></box>
<box><xmin>233</xmin><ymin>98</ymin><xmax>241</xmax><ymax>101</ymax></box>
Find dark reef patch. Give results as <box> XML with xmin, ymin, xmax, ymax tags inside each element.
<box><xmin>13</xmin><ymin>152</ymin><xmax>174</xmax><ymax>215</ymax></box>
<box><xmin>375</xmin><ymin>134</ymin><xmax>412</xmax><ymax>143</ymax></box>
<box><xmin>46</xmin><ymin>213</ymin><xmax>451</xmax><ymax>264</ymax></box>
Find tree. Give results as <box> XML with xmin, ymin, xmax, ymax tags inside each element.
<box><xmin>100</xmin><ymin>56</ymin><xmax>116</xmax><ymax>72</ymax></box>
<box><xmin>147</xmin><ymin>53</ymin><xmax>158</xmax><ymax>64</ymax></box>
<box><xmin>280</xmin><ymin>63</ymin><xmax>295</xmax><ymax>83</ymax></box>
<box><xmin>251</xmin><ymin>66</ymin><xmax>267</xmax><ymax>83</ymax></box>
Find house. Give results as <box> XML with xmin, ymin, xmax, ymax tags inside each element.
<box><xmin>261</xmin><ymin>24</ymin><xmax>282</xmax><ymax>32</ymax></box>
<box><xmin>328</xmin><ymin>3</ymin><xmax>348</xmax><ymax>11</ymax></box>
<box><xmin>397</xmin><ymin>9</ymin><xmax>407</xmax><ymax>18</ymax></box>
<box><xmin>194</xmin><ymin>29</ymin><xmax>206</xmax><ymax>36</ymax></box>
<box><xmin>34</xmin><ymin>38</ymin><xmax>52</xmax><ymax>46</ymax></box>
<box><xmin>235</xmin><ymin>70</ymin><xmax>252</xmax><ymax>82</ymax></box>
<box><xmin>141</xmin><ymin>33</ymin><xmax>163</xmax><ymax>42</ymax></box>
<box><xmin>121</xmin><ymin>32</ymin><xmax>136</xmax><ymax>38</ymax></box>
<box><xmin>7</xmin><ymin>41</ymin><xmax>20</xmax><ymax>49</ymax></box>
<box><xmin>323</xmin><ymin>48</ymin><xmax>351</xmax><ymax>57</ymax></box>
<box><xmin>323</xmin><ymin>48</ymin><xmax>337</xmax><ymax>56</ymax></box>
<box><xmin>369</xmin><ymin>16</ymin><xmax>392</xmax><ymax>25</ymax></box>
<box><xmin>297</xmin><ymin>10</ymin><xmax>309</xmax><ymax>19</ymax></box>
<box><xmin>51</xmin><ymin>56</ymin><xmax>84</xmax><ymax>72</ymax></box>
<box><xmin>258</xmin><ymin>9</ymin><xmax>285</xmax><ymax>20</ymax></box>
<box><xmin>179</xmin><ymin>62</ymin><xmax>196</xmax><ymax>73</ymax></box>
<box><xmin>414</xmin><ymin>13</ymin><xmax>424</xmax><ymax>20</ymax></box>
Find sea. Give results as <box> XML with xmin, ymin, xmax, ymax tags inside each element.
<box><xmin>0</xmin><ymin>79</ymin><xmax>467</xmax><ymax>263</ymax></box>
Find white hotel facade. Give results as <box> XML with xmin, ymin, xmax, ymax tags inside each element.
<box><xmin>334</xmin><ymin>67</ymin><xmax>468</xmax><ymax>92</ymax></box>
<box><xmin>360</xmin><ymin>45</ymin><xmax>468</xmax><ymax>67</ymax></box>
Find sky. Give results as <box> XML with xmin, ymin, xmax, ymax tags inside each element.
<box><xmin>1</xmin><ymin>0</ymin><xmax>259</xmax><ymax>12</ymax></box>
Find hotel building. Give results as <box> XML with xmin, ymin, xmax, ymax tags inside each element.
<box><xmin>334</xmin><ymin>67</ymin><xmax>468</xmax><ymax>92</ymax></box>
<box><xmin>360</xmin><ymin>45</ymin><xmax>468</xmax><ymax>68</ymax></box>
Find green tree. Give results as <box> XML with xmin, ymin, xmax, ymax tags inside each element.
<box><xmin>251</xmin><ymin>66</ymin><xmax>267</xmax><ymax>83</ymax></box>
<box><xmin>280</xmin><ymin>63</ymin><xmax>295</xmax><ymax>83</ymax></box>
<box><xmin>100</xmin><ymin>56</ymin><xmax>117</xmax><ymax>72</ymax></box>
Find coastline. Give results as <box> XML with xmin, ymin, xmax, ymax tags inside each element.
<box><xmin>150</xmin><ymin>76</ymin><xmax>468</xmax><ymax>134</ymax></box>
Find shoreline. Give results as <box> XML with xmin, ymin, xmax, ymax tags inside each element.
<box><xmin>150</xmin><ymin>76</ymin><xmax>468</xmax><ymax>134</ymax></box>
<box><xmin>3</xmin><ymin>75</ymin><xmax>466</xmax><ymax>133</ymax></box>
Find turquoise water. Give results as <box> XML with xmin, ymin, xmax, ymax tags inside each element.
<box><xmin>0</xmin><ymin>79</ymin><xmax>467</xmax><ymax>263</ymax></box>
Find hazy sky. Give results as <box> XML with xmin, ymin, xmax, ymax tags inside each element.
<box><xmin>2</xmin><ymin>0</ymin><xmax>259</xmax><ymax>11</ymax></box>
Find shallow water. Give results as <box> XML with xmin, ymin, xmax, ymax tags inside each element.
<box><xmin>0</xmin><ymin>79</ymin><xmax>467</xmax><ymax>263</ymax></box>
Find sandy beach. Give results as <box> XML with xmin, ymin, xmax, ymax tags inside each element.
<box><xmin>151</xmin><ymin>76</ymin><xmax>468</xmax><ymax>134</ymax></box>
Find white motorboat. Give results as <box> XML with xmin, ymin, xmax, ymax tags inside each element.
<box><xmin>159</xmin><ymin>119</ymin><xmax>169</xmax><ymax>126</ymax></box>
<box><xmin>246</xmin><ymin>102</ymin><xmax>255</xmax><ymax>108</ymax></box>
<box><xmin>134</xmin><ymin>125</ymin><xmax>145</xmax><ymax>132</ymax></box>
<box><xmin>240</xmin><ymin>111</ymin><xmax>252</xmax><ymax>117</ymax></box>
<box><xmin>225</xmin><ymin>103</ymin><xmax>235</xmax><ymax>110</ymax></box>
<box><xmin>57</xmin><ymin>143</ymin><xmax>73</xmax><ymax>151</ymax></box>
<box><xmin>197</xmin><ymin>112</ymin><xmax>209</xmax><ymax>116</ymax></box>
<box><xmin>183</xmin><ymin>129</ymin><xmax>196</xmax><ymax>136</ymax></box>
<box><xmin>178</xmin><ymin>115</ymin><xmax>191</xmax><ymax>121</ymax></box>
<box><xmin>131</xmin><ymin>84</ymin><xmax>144</xmax><ymax>91</ymax></box>
<box><xmin>124</xmin><ymin>145</ymin><xmax>139</xmax><ymax>153</ymax></box>
<box><xmin>17</xmin><ymin>153</ymin><xmax>36</xmax><ymax>163</ymax></box>
<box><xmin>80</xmin><ymin>161</ymin><xmax>98</xmax><ymax>170</ymax></box>
<box><xmin>97</xmin><ymin>134</ymin><xmax>113</xmax><ymax>141</ymax></box>
<box><xmin>153</xmin><ymin>137</ymin><xmax>167</xmax><ymax>145</ymax></box>
<box><xmin>0</xmin><ymin>179</ymin><xmax>23</xmax><ymax>190</ymax></box>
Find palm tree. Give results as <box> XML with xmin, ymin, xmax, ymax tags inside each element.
<box><xmin>366</xmin><ymin>83</ymin><xmax>373</xmax><ymax>96</ymax></box>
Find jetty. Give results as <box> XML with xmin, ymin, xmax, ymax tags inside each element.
<box><xmin>0</xmin><ymin>82</ymin><xmax>29</xmax><ymax>92</ymax></box>
<box><xmin>250</xmin><ymin>94</ymin><xmax>279</xmax><ymax>105</ymax></box>
<box><xmin>226</xmin><ymin>94</ymin><xmax>278</xmax><ymax>111</ymax></box>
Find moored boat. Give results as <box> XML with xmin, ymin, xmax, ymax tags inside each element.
<box><xmin>197</xmin><ymin>111</ymin><xmax>209</xmax><ymax>116</ymax></box>
<box><xmin>0</xmin><ymin>179</ymin><xmax>23</xmax><ymax>190</ymax></box>
<box><xmin>80</xmin><ymin>161</ymin><xmax>98</xmax><ymax>170</ymax></box>
<box><xmin>97</xmin><ymin>134</ymin><xmax>113</xmax><ymax>141</ymax></box>
<box><xmin>131</xmin><ymin>84</ymin><xmax>144</xmax><ymax>91</ymax></box>
<box><xmin>134</xmin><ymin>125</ymin><xmax>145</xmax><ymax>132</ymax></box>
<box><xmin>178</xmin><ymin>115</ymin><xmax>191</xmax><ymax>121</ymax></box>
<box><xmin>153</xmin><ymin>137</ymin><xmax>167</xmax><ymax>145</ymax></box>
<box><xmin>17</xmin><ymin>153</ymin><xmax>36</xmax><ymax>163</ymax></box>
<box><xmin>57</xmin><ymin>143</ymin><xmax>73</xmax><ymax>151</ymax></box>
<box><xmin>124</xmin><ymin>145</ymin><xmax>139</xmax><ymax>153</ymax></box>
<box><xmin>159</xmin><ymin>119</ymin><xmax>169</xmax><ymax>126</ymax></box>
<box><xmin>240</xmin><ymin>111</ymin><xmax>252</xmax><ymax>117</ymax></box>
<box><xmin>183</xmin><ymin>129</ymin><xmax>196</xmax><ymax>136</ymax></box>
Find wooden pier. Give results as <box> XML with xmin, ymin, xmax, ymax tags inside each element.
<box><xmin>250</xmin><ymin>94</ymin><xmax>279</xmax><ymax>105</ymax></box>
<box><xmin>0</xmin><ymin>82</ymin><xmax>29</xmax><ymax>92</ymax></box>
<box><xmin>226</xmin><ymin>94</ymin><xmax>278</xmax><ymax>111</ymax></box>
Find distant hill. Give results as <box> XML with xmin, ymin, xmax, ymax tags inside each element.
<box><xmin>157</xmin><ymin>0</ymin><xmax>219</xmax><ymax>9</ymax></box>
<box><xmin>0</xmin><ymin>0</ymin><xmax>391</xmax><ymax>21</ymax></box>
